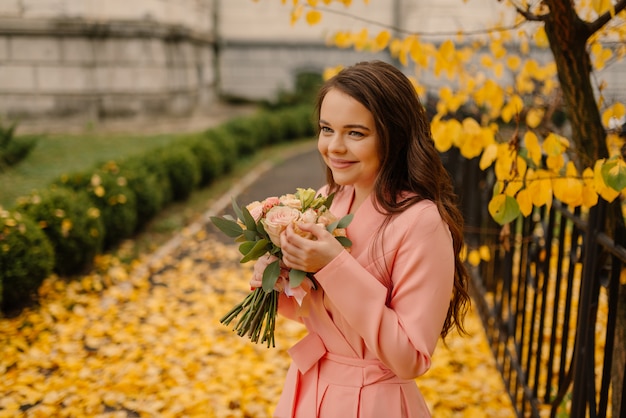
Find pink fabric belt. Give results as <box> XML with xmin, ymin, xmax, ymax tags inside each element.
<box><xmin>284</xmin><ymin>333</ymin><xmax>411</xmax><ymax>417</ymax></box>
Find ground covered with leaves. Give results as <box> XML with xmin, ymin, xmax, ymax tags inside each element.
<box><xmin>1</xmin><ymin>227</ymin><xmax>516</xmax><ymax>417</ymax></box>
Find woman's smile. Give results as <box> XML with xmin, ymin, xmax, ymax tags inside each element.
<box><xmin>328</xmin><ymin>157</ymin><xmax>357</xmax><ymax>169</ymax></box>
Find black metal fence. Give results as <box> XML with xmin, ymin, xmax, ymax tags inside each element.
<box><xmin>443</xmin><ymin>150</ymin><xmax>626</xmax><ymax>417</ymax></box>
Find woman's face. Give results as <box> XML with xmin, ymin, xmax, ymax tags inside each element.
<box><xmin>318</xmin><ymin>88</ymin><xmax>381</xmax><ymax>195</ymax></box>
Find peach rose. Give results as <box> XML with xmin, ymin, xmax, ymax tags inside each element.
<box><xmin>316</xmin><ymin>210</ymin><xmax>338</xmax><ymax>227</ymax></box>
<box><xmin>279</xmin><ymin>194</ymin><xmax>302</xmax><ymax>209</ymax></box>
<box><xmin>263</xmin><ymin>196</ymin><xmax>280</xmax><ymax>211</ymax></box>
<box><xmin>292</xmin><ymin>208</ymin><xmax>319</xmax><ymax>240</ymax></box>
<box><xmin>262</xmin><ymin>206</ymin><xmax>301</xmax><ymax>247</ymax></box>
<box><xmin>246</xmin><ymin>200</ymin><xmax>264</xmax><ymax>222</ymax></box>
<box><xmin>300</xmin><ymin>208</ymin><xmax>318</xmax><ymax>224</ymax></box>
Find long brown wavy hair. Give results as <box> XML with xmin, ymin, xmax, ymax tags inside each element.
<box><xmin>315</xmin><ymin>60</ymin><xmax>471</xmax><ymax>338</ymax></box>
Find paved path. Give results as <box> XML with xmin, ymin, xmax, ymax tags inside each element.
<box><xmin>225</xmin><ymin>145</ymin><xmax>326</xmax><ymax>208</ymax></box>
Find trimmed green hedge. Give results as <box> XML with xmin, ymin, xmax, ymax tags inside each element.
<box><xmin>54</xmin><ymin>169</ymin><xmax>138</xmax><ymax>250</ymax></box>
<box><xmin>0</xmin><ymin>209</ymin><xmax>54</xmax><ymax>312</ymax></box>
<box><xmin>15</xmin><ymin>186</ymin><xmax>104</xmax><ymax>276</ymax></box>
<box><xmin>0</xmin><ymin>105</ymin><xmax>315</xmax><ymax>314</ymax></box>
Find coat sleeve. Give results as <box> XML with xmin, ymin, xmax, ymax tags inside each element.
<box><xmin>313</xmin><ymin>202</ymin><xmax>455</xmax><ymax>379</ymax></box>
<box><xmin>277</xmin><ymin>293</ymin><xmax>303</xmax><ymax>322</ymax></box>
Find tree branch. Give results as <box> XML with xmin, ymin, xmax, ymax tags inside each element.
<box><xmin>507</xmin><ymin>0</ymin><xmax>549</xmax><ymax>21</ymax></box>
<box><xmin>587</xmin><ymin>0</ymin><xmax>626</xmax><ymax>35</ymax></box>
<box><xmin>308</xmin><ymin>4</ymin><xmax>529</xmax><ymax>38</ymax></box>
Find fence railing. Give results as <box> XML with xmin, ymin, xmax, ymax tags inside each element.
<box><xmin>443</xmin><ymin>150</ymin><xmax>626</xmax><ymax>417</ymax></box>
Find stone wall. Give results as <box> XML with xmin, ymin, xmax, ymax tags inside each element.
<box><xmin>0</xmin><ymin>0</ymin><xmax>216</xmax><ymax>123</ymax></box>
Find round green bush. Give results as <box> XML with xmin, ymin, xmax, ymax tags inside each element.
<box><xmin>180</xmin><ymin>134</ymin><xmax>222</xmax><ymax>186</ymax></box>
<box><xmin>15</xmin><ymin>187</ymin><xmax>104</xmax><ymax>276</ymax></box>
<box><xmin>132</xmin><ymin>150</ymin><xmax>175</xmax><ymax>206</ymax></box>
<box><xmin>55</xmin><ymin>170</ymin><xmax>138</xmax><ymax>249</ymax></box>
<box><xmin>0</xmin><ymin>209</ymin><xmax>54</xmax><ymax>312</ymax></box>
<box><xmin>264</xmin><ymin>112</ymin><xmax>289</xmax><ymax>144</ymax></box>
<box><xmin>155</xmin><ymin>145</ymin><xmax>201</xmax><ymax>201</ymax></box>
<box><xmin>204</xmin><ymin>127</ymin><xmax>238</xmax><ymax>174</ymax></box>
<box><xmin>222</xmin><ymin>116</ymin><xmax>261</xmax><ymax>156</ymax></box>
<box><xmin>278</xmin><ymin>105</ymin><xmax>316</xmax><ymax>140</ymax></box>
<box><xmin>102</xmin><ymin>160</ymin><xmax>165</xmax><ymax>231</ymax></box>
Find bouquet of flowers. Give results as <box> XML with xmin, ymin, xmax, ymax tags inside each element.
<box><xmin>210</xmin><ymin>188</ymin><xmax>353</xmax><ymax>347</ymax></box>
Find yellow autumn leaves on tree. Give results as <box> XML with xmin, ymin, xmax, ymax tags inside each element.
<box><xmin>279</xmin><ymin>0</ymin><xmax>626</xmax><ymax>227</ymax></box>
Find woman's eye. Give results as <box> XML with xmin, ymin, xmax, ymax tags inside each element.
<box><xmin>349</xmin><ymin>131</ymin><xmax>364</xmax><ymax>138</ymax></box>
<box><xmin>320</xmin><ymin>126</ymin><xmax>333</xmax><ymax>133</ymax></box>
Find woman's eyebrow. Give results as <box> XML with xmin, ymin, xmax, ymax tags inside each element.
<box><xmin>319</xmin><ymin>119</ymin><xmax>371</xmax><ymax>131</ymax></box>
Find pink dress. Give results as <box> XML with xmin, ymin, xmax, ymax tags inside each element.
<box><xmin>274</xmin><ymin>186</ymin><xmax>455</xmax><ymax>418</ymax></box>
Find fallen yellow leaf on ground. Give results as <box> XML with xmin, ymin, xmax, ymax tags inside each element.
<box><xmin>0</xmin><ymin>231</ymin><xmax>516</xmax><ymax>417</ymax></box>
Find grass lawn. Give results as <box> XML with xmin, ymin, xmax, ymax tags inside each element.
<box><xmin>0</xmin><ymin>132</ymin><xmax>186</xmax><ymax>208</ymax></box>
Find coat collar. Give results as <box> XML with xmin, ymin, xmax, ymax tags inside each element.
<box><xmin>330</xmin><ymin>186</ymin><xmax>386</xmax><ymax>261</ymax></box>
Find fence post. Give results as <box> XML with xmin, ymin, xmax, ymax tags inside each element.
<box><xmin>570</xmin><ymin>199</ymin><xmax>607</xmax><ymax>417</ymax></box>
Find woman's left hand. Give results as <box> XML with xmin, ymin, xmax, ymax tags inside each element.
<box><xmin>280</xmin><ymin>221</ymin><xmax>345</xmax><ymax>273</ymax></box>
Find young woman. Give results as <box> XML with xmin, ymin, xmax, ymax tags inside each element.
<box><xmin>252</xmin><ymin>60</ymin><xmax>470</xmax><ymax>417</ymax></box>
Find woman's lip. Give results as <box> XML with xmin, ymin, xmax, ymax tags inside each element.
<box><xmin>328</xmin><ymin>158</ymin><xmax>356</xmax><ymax>169</ymax></box>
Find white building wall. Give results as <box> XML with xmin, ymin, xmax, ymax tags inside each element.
<box><xmin>0</xmin><ymin>0</ymin><xmax>213</xmax><ymax>32</ymax></box>
<box><xmin>219</xmin><ymin>0</ymin><xmax>394</xmax><ymax>42</ymax></box>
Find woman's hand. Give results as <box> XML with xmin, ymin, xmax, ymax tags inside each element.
<box><xmin>250</xmin><ymin>254</ymin><xmax>279</xmax><ymax>289</ymax></box>
<box><xmin>280</xmin><ymin>221</ymin><xmax>345</xmax><ymax>273</ymax></box>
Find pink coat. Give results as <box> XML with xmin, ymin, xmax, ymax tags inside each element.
<box><xmin>274</xmin><ymin>186</ymin><xmax>455</xmax><ymax>418</ymax></box>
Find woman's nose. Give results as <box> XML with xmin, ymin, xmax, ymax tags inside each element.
<box><xmin>327</xmin><ymin>134</ymin><xmax>346</xmax><ymax>153</ymax></box>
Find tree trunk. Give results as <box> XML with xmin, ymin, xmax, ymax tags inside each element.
<box><xmin>543</xmin><ymin>0</ymin><xmax>608</xmax><ymax>166</ymax></box>
<box><xmin>543</xmin><ymin>1</ymin><xmax>623</xmax><ymax>415</ymax></box>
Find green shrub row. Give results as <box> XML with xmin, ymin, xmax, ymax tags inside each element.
<box><xmin>0</xmin><ymin>105</ymin><xmax>315</xmax><ymax>313</ymax></box>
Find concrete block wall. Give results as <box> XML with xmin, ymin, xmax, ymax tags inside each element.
<box><xmin>0</xmin><ymin>0</ymin><xmax>216</xmax><ymax>123</ymax></box>
<box><xmin>0</xmin><ymin>31</ymin><xmax>216</xmax><ymax>120</ymax></box>
<box><xmin>0</xmin><ymin>0</ymin><xmax>213</xmax><ymax>32</ymax></box>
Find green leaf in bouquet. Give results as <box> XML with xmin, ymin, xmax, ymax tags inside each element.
<box><xmin>256</xmin><ymin>220</ymin><xmax>270</xmax><ymax>240</ymax></box>
<box><xmin>326</xmin><ymin>213</ymin><xmax>353</xmax><ymax>233</ymax></box>
<box><xmin>336</xmin><ymin>213</ymin><xmax>353</xmax><ymax>229</ymax></box>
<box><xmin>262</xmin><ymin>260</ymin><xmax>281</xmax><ymax>293</ymax></box>
<box><xmin>210</xmin><ymin>216</ymin><xmax>243</xmax><ymax>238</ymax></box>
<box><xmin>238</xmin><ymin>240</ymin><xmax>256</xmax><ymax>257</ymax></box>
<box><xmin>243</xmin><ymin>229</ymin><xmax>258</xmax><ymax>241</ymax></box>
<box><xmin>231</xmin><ymin>196</ymin><xmax>244</xmax><ymax>224</ymax></box>
<box><xmin>289</xmin><ymin>268</ymin><xmax>307</xmax><ymax>288</ymax></box>
<box><xmin>324</xmin><ymin>192</ymin><xmax>335</xmax><ymax>209</ymax></box>
<box><xmin>241</xmin><ymin>206</ymin><xmax>258</xmax><ymax>232</ymax></box>
<box><xmin>335</xmin><ymin>235</ymin><xmax>353</xmax><ymax>248</ymax></box>
<box><xmin>240</xmin><ymin>238</ymin><xmax>270</xmax><ymax>263</ymax></box>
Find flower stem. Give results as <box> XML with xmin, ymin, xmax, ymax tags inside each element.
<box><xmin>220</xmin><ymin>288</ymin><xmax>279</xmax><ymax>348</ymax></box>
